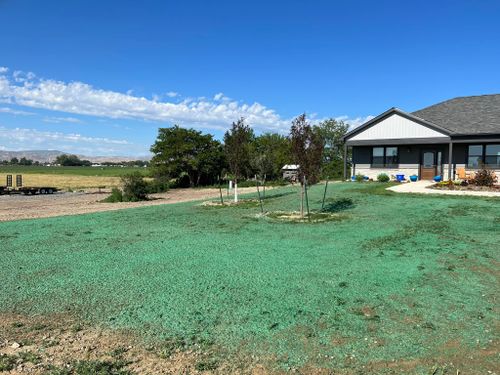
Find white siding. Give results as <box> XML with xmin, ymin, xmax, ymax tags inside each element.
<box><xmin>350</xmin><ymin>113</ymin><xmax>448</xmax><ymax>141</ymax></box>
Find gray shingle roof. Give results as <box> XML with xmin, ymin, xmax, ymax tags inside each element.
<box><xmin>412</xmin><ymin>94</ymin><xmax>500</xmax><ymax>135</ymax></box>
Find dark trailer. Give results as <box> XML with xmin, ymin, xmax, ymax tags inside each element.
<box><xmin>0</xmin><ymin>174</ymin><xmax>58</xmax><ymax>195</ymax></box>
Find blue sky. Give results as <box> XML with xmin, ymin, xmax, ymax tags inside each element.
<box><xmin>1</xmin><ymin>0</ymin><xmax>499</xmax><ymax>156</ymax></box>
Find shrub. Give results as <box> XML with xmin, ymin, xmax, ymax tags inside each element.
<box><xmin>355</xmin><ymin>173</ymin><xmax>364</xmax><ymax>182</ymax></box>
<box><xmin>471</xmin><ymin>168</ymin><xmax>497</xmax><ymax>187</ymax></box>
<box><xmin>103</xmin><ymin>188</ymin><xmax>124</xmax><ymax>203</ymax></box>
<box><xmin>121</xmin><ymin>173</ymin><xmax>149</xmax><ymax>201</ymax></box>
<box><xmin>445</xmin><ymin>179</ymin><xmax>455</xmax><ymax>189</ymax></box>
<box><xmin>377</xmin><ymin>173</ymin><xmax>390</xmax><ymax>182</ymax></box>
<box><xmin>147</xmin><ymin>176</ymin><xmax>170</xmax><ymax>194</ymax></box>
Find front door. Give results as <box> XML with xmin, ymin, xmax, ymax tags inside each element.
<box><xmin>420</xmin><ymin>150</ymin><xmax>437</xmax><ymax>180</ymax></box>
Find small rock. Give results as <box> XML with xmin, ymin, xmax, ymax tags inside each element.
<box><xmin>11</xmin><ymin>342</ymin><xmax>21</xmax><ymax>349</ymax></box>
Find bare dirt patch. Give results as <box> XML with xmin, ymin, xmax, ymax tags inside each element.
<box><xmin>0</xmin><ymin>313</ymin><xmax>215</xmax><ymax>374</ymax></box>
<box><xmin>0</xmin><ymin>313</ymin><xmax>275</xmax><ymax>374</ymax></box>
<box><xmin>0</xmin><ymin>187</ymin><xmax>267</xmax><ymax>222</ymax></box>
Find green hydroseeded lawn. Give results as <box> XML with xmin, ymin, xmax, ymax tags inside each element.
<box><xmin>0</xmin><ymin>182</ymin><xmax>498</xmax><ymax>370</ymax></box>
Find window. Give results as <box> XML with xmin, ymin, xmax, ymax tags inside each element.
<box><xmin>385</xmin><ymin>147</ymin><xmax>398</xmax><ymax>167</ymax></box>
<box><xmin>372</xmin><ymin>147</ymin><xmax>385</xmax><ymax>167</ymax></box>
<box><xmin>467</xmin><ymin>145</ymin><xmax>483</xmax><ymax>168</ymax></box>
<box><xmin>372</xmin><ymin>146</ymin><xmax>398</xmax><ymax>168</ymax></box>
<box><xmin>485</xmin><ymin>144</ymin><xmax>500</xmax><ymax>168</ymax></box>
<box><xmin>467</xmin><ymin>144</ymin><xmax>500</xmax><ymax>168</ymax></box>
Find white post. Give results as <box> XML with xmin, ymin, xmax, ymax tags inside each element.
<box><xmin>234</xmin><ymin>181</ymin><xmax>238</xmax><ymax>202</ymax></box>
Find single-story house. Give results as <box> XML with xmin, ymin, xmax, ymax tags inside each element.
<box><xmin>342</xmin><ymin>94</ymin><xmax>500</xmax><ymax>180</ymax></box>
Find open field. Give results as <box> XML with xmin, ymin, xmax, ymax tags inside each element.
<box><xmin>0</xmin><ymin>166</ymin><xmax>150</xmax><ymax>190</ymax></box>
<box><xmin>0</xmin><ymin>183</ymin><xmax>499</xmax><ymax>373</ymax></box>
<box><xmin>0</xmin><ymin>173</ymin><xmax>123</xmax><ymax>190</ymax></box>
<box><xmin>0</xmin><ymin>166</ymin><xmax>150</xmax><ymax>176</ymax></box>
<box><xmin>0</xmin><ymin>166</ymin><xmax>148</xmax><ymax>190</ymax></box>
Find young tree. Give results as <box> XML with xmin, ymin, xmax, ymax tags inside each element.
<box><xmin>315</xmin><ymin>118</ymin><xmax>350</xmax><ymax>179</ymax></box>
<box><xmin>150</xmin><ymin>125</ymin><xmax>225</xmax><ymax>187</ymax></box>
<box><xmin>290</xmin><ymin>114</ymin><xmax>324</xmax><ymax>184</ymax></box>
<box><xmin>224</xmin><ymin>118</ymin><xmax>254</xmax><ymax>202</ymax></box>
<box><xmin>290</xmin><ymin>114</ymin><xmax>324</xmax><ymax>216</ymax></box>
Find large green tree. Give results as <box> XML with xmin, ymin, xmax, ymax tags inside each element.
<box><xmin>55</xmin><ymin>154</ymin><xmax>91</xmax><ymax>166</ymax></box>
<box><xmin>224</xmin><ymin>118</ymin><xmax>254</xmax><ymax>201</ymax></box>
<box><xmin>150</xmin><ymin>125</ymin><xmax>225</xmax><ymax>187</ymax></box>
<box><xmin>315</xmin><ymin>118</ymin><xmax>350</xmax><ymax>179</ymax></box>
<box><xmin>19</xmin><ymin>157</ymin><xmax>33</xmax><ymax>166</ymax></box>
<box><xmin>251</xmin><ymin>133</ymin><xmax>291</xmax><ymax>180</ymax></box>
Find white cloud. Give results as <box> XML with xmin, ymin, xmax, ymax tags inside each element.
<box><xmin>0</xmin><ymin>126</ymin><xmax>139</xmax><ymax>156</ymax></box>
<box><xmin>0</xmin><ymin>67</ymin><xmax>373</xmax><ymax>134</ymax></box>
<box><xmin>43</xmin><ymin>116</ymin><xmax>83</xmax><ymax>124</ymax></box>
<box><xmin>0</xmin><ymin>70</ymin><xmax>290</xmax><ymax>132</ymax></box>
<box><xmin>166</xmin><ymin>91</ymin><xmax>179</xmax><ymax>98</ymax></box>
<box><xmin>12</xmin><ymin>70</ymin><xmax>36</xmax><ymax>83</ymax></box>
<box><xmin>0</xmin><ymin>67</ymin><xmax>8</xmax><ymax>74</ymax></box>
<box><xmin>0</xmin><ymin>107</ymin><xmax>34</xmax><ymax>116</ymax></box>
<box><xmin>335</xmin><ymin>115</ymin><xmax>375</xmax><ymax>129</ymax></box>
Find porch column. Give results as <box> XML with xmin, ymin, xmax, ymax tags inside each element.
<box><xmin>343</xmin><ymin>143</ymin><xmax>348</xmax><ymax>181</ymax></box>
<box><xmin>448</xmin><ymin>141</ymin><xmax>453</xmax><ymax>180</ymax></box>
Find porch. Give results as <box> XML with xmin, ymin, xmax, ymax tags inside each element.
<box><xmin>344</xmin><ymin>141</ymin><xmax>500</xmax><ymax>181</ymax></box>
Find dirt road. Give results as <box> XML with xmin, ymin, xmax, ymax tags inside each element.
<box><xmin>0</xmin><ymin>187</ymin><xmax>266</xmax><ymax>222</ymax></box>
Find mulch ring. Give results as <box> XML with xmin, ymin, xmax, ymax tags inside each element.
<box><xmin>262</xmin><ymin>211</ymin><xmax>348</xmax><ymax>223</ymax></box>
<box><xmin>201</xmin><ymin>199</ymin><xmax>261</xmax><ymax>208</ymax></box>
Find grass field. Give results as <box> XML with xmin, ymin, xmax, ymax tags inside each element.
<box><xmin>0</xmin><ymin>173</ymin><xmax>124</xmax><ymax>190</ymax></box>
<box><xmin>0</xmin><ymin>166</ymin><xmax>150</xmax><ymax>189</ymax></box>
<box><xmin>0</xmin><ymin>183</ymin><xmax>498</xmax><ymax>372</ymax></box>
<box><xmin>0</xmin><ymin>165</ymin><xmax>150</xmax><ymax>176</ymax></box>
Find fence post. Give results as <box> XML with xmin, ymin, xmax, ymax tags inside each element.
<box><xmin>304</xmin><ymin>176</ymin><xmax>310</xmax><ymax>221</ymax></box>
<box><xmin>321</xmin><ymin>177</ymin><xmax>329</xmax><ymax>210</ymax></box>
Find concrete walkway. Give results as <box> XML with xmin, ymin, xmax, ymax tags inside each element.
<box><xmin>387</xmin><ymin>180</ymin><xmax>500</xmax><ymax>197</ymax></box>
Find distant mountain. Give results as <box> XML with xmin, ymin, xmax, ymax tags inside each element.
<box><xmin>0</xmin><ymin>150</ymin><xmax>151</xmax><ymax>163</ymax></box>
<box><xmin>0</xmin><ymin>150</ymin><xmax>65</xmax><ymax>163</ymax></box>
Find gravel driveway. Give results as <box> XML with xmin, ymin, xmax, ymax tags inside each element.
<box><xmin>0</xmin><ymin>187</ymin><xmax>265</xmax><ymax>222</ymax></box>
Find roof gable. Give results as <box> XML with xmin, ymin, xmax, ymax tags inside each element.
<box><xmin>344</xmin><ymin>108</ymin><xmax>450</xmax><ymax>142</ymax></box>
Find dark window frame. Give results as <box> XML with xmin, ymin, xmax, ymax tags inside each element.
<box><xmin>371</xmin><ymin>146</ymin><xmax>399</xmax><ymax>168</ymax></box>
<box><xmin>466</xmin><ymin>143</ymin><xmax>500</xmax><ymax>169</ymax></box>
